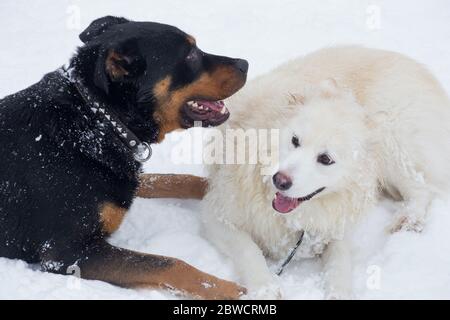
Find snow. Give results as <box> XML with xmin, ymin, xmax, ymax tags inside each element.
<box><xmin>1</xmin><ymin>0</ymin><xmax>450</xmax><ymax>299</ymax></box>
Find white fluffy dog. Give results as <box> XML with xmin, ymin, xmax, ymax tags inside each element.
<box><xmin>201</xmin><ymin>46</ymin><xmax>450</xmax><ymax>299</ymax></box>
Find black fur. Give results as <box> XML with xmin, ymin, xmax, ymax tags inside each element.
<box><xmin>0</xmin><ymin>16</ymin><xmax>248</xmax><ymax>282</ymax></box>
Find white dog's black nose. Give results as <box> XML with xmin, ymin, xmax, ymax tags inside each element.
<box><xmin>273</xmin><ymin>172</ymin><xmax>292</xmax><ymax>191</ymax></box>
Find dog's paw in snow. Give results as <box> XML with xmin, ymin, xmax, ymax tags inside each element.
<box><xmin>389</xmin><ymin>215</ymin><xmax>425</xmax><ymax>233</ymax></box>
<box><xmin>242</xmin><ymin>282</ymin><xmax>283</xmax><ymax>300</ymax></box>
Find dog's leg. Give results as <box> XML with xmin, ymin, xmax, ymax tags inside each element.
<box><xmin>137</xmin><ymin>174</ymin><xmax>208</xmax><ymax>199</ymax></box>
<box><xmin>42</xmin><ymin>240</ymin><xmax>245</xmax><ymax>300</ymax></box>
<box><xmin>389</xmin><ymin>185</ymin><xmax>434</xmax><ymax>233</ymax></box>
<box><xmin>321</xmin><ymin>237</ymin><xmax>353</xmax><ymax>300</ymax></box>
<box><xmin>202</xmin><ymin>214</ymin><xmax>281</xmax><ymax>299</ymax></box>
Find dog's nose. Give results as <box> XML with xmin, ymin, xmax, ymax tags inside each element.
<box><xmin>272</xmin><ymin>172</ymin><xmax>292</xmax><ymax>191</ymax></box>
<box><xmin>234</xmin><ymin>59</ymin><xmax>249</xmax><ymax>74</ymax></box>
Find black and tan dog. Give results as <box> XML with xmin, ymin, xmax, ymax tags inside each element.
<box><xmin>0</xmin><ymin>16</ymin><xmax>248</xmax><ymax>299</ymax></box>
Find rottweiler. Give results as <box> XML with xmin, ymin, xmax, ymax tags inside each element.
<box><xmin>0</xmin><ymin>16</ymin><xmax>248</xmax><ymax>299</ymax></box>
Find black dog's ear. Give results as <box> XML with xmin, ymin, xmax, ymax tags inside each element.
<box><xmin>105</xmin><ymin>39</ymin><xmax>145</xmax><ymax>80</ymax></box>
<box><xmin>94</xmin><ymin>39</ymin><xmax>145</xmax><ymax>93</ymax></box>
<box><xmin>79</xmin><ymin>16</ymin><xmax>129</xmax><ymax>43</ymax></box>
<box><xmin>105</xmin><ymin>50</ymin><xmax>133</xmax><ymax>80</ymax></box>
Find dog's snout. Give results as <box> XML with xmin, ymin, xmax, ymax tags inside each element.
<box><xmin>272</xmin><ymin>172</ymin><xmax>292</xmax><ymax>191</ymax></box>
<box><xmin>234</xmin><ymin>59</ymin><xmax>249</xmax><ymax>74</ymax></box>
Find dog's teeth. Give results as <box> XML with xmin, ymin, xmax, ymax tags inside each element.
<box><xmin>193</xmin><ymin>102</ymin><xmax>199</xmax><ymax>108</ymax></box>
<box><xmin>198</xmin><ymin>105</ymin><xmax>204</xmax><ymax>110</ymax></box>
<box><xmin>220</xmin><ymin>107</ymin><xmax>227</xmax><ymax>114</ymax></box>
<box><xmin>187</xmin><ymin>101</ymin><xmax>194</xmax><ymax>106</ymax></box>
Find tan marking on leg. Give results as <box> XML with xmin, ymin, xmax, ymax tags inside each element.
<box><xmin>135</xmin><ymin>258</ymin><xmax>247</xmax><ymax>300</ymax></box>
<box><xmin>99</xmin><ymin>202</ymin><xmax>127</xmax><ymax>234</ymax></box>
<box><xmin>137</xmin><ymin>174</ymin><xmax>208</xmax><ymax>199</ymax></box>
<box><xmin>80</xmin><ymin>242</ymin><xmax>246</xmax><ymax>300</ymax></box>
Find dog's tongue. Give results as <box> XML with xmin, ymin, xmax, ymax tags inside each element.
<box><xmin>272</xmin><ymin>192</ymin><xmax>299</xmax><ymax>214</ymax></box>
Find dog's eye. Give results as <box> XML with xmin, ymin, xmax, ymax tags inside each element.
<box><xmin>185</xmin><ymin>48</ymin><xmax>202</xmax><ymax>72</ymax></box>
<box><xmin>291</xmin><ymin>135</ymin><xmax>300</xmax><ymax>148</ymax></box>
<box><xmin>317</xmin><ymin>153</ymin><xmax>335</xmax><ymax>165</ymax></box>
<box><xmin>186</xmin><ymin>50</ymin><xmax>198</xmax><ymax>61</ymax></box>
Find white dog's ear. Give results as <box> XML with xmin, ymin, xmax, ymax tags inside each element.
<box><xmin>287</xmin><ymin>92</ymin><xmax>305</xmax><ymax>105</ymax></box>
<box><xmin>319</xmin><ymin>78</ymin><xmax>340</xmax><ymax>98</ymax></box>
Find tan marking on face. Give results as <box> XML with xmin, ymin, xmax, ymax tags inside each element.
<box><xmin>153</xmin><ymin>66</ymin><xmax>246</xmax><ymax>142</ymax></box>
<box><xmin>99</xmin><ymin>202</ymin><xmax>127</xmax><ymax>234</ymax></box>
<box><xmin>105</xmin><ymin>50</ymin><xmax>129</xmax><ymax>79</ymax></box>
<box><xmin>153</xmin><ymin>76</ymin><xmax>172</xmax><ymax>101</ymax></box>
<box><xmin>186</xmin><ymin>35</ymin><xmax>196</xmax><ymax>45</ymax></box>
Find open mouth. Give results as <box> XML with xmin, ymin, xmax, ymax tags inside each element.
<box><xmin>272</xmin><ymin>187</ymin><xmax>325</xmax><ymax>214</ymax></box>
<box><xmin>181</xmin><ymin>100</ymin><xmax>230</xmax><ymax>128</ymax></box>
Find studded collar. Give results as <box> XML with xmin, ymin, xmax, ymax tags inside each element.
<box><xmin>61</xmin><ymin>67</ymin><xmax>152</xmax><ymax>163</ymax></box>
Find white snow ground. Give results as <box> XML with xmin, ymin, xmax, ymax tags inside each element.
<box><xmin>1</xmin><ymin>0</ymin><xmax>450</xmax><ymax>299</ymax></box>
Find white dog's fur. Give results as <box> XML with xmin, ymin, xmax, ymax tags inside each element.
<box><xmin>201</xmin><ymin>46</ymin><xmax>450</xmax><ymax>299</ymax></box>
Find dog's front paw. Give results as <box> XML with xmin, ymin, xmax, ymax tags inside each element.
<box><xmin>190</xmin><ymin>277</ymin><xmax>247</xmax><ymax>300</ymax></box>
<box><xmin>389</xmin><ymin>215</ymin><xmax>425</xmax><ymax>233</ymax></box>
<box><xmin>243</xmin><ymin>282</ymin><xmax>283</xmax><ymax>300</ymax></box>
